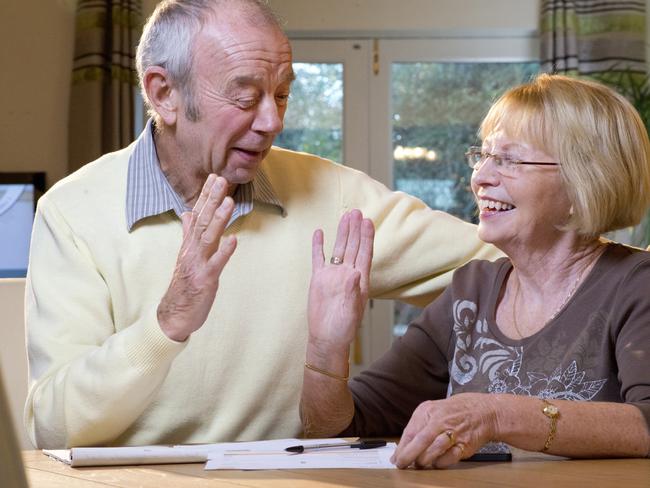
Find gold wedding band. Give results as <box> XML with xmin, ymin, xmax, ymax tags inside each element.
<box><xmin>444</xmin><ymin>430</ymin><xmax>456</xmax><ymax>445</ymax></box>
<box><xmin>330</xmin><ymin>256</ymin><xmax>343</xmax><ymax>265</ymax></box>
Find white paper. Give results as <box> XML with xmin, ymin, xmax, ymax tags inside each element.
<box><xmin>43</xmin><ymin>449</ymin><xmax>72</xmax><ymax>465</ymax></box>
<box><xmin>205</xmin><ymin>440</ymin><xmax>397</xmax><ymax>470</ymax></box>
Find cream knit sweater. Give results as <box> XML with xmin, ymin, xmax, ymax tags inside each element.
<box><xmin>24</xmin><ymin>145</ymin><xmax>498</xmax><ymax>448</ymax></box>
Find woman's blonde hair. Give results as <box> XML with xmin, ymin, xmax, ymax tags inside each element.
<box><xmin>480</xmin><ymin>73</ymin><xmax>650</xmax><ymax>237</ymax></box>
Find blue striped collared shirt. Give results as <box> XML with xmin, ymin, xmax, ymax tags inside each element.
<box><xmin>125</xmin><ymin>120</ymin><xmax>284</xmax><ymax>231</ymax></box>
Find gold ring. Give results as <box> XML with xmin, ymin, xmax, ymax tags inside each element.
<box><xmin>330</xmin><ymin>256</ymin><xmax>343</xmax><ymax>265</ymax></box>
<box><xmin>444</xmin><ymin>430</ymin><xmax>456</xmax><ymax>445</ymax></box>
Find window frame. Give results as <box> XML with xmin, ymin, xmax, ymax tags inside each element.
<box><xmin>264</xmin><ymin>36</ymin><xmax>540</xmax><ymax>372</ymax></box>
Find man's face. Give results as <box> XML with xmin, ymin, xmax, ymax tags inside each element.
<box><xmin>176</xmin><ymin>15</ymin><xmax>294</xmax><ymax>187</ymax></box>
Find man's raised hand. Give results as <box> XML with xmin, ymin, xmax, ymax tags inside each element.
<box><xmin>158</xmin><ymin>175</ymin><xmax>237</xmax><ymax>341</ymax></box>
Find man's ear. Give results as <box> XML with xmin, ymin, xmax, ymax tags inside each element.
<box><xmin>143</xmin><ymin>67</ymin><xmax>179</xmax><ymax>126</ymax></box>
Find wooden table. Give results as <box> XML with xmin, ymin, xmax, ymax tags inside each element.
<box><xmin>22</xmin><ymin>449</ymin><xmax>650</xmax><ymax>487</ymax></box>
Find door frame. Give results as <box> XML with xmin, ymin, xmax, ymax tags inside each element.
<box><xmin>289</xmin><ymin>36</ymin><xmax>539</xmax><ymax>372</ymax></box>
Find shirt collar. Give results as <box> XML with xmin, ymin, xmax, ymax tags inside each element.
<box><xmin>126</xmin><ymin>119</ymin><xmax>284</xmax><ymax>231</ymax></box>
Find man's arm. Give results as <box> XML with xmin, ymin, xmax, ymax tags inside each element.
<box><xmin>25</xmin><ymin>176</ymin><xmax>235</xmax><ymax>448</ymax></box>
<box><xmin>337</xmin><ymin>165</ymin><xmax>502</xmax><ymax>305</ymax></box>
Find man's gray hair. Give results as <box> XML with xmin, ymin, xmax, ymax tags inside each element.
<box><xmin>136</xmin><ymin>0</ymin><xmax>283</xmax><ymax>124</ymax></box>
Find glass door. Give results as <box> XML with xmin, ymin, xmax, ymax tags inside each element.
<box><xmin>274</xmin><ymin>62</ymin><xmax>344</xmax><ymax>163</ymax></box>
<box><xmin>282</xmin><ymin>37</ymin><xmax>539</xmax><ymax>372</ymax></box>
<box><xmin>368</xmin><ymin>38</ymin><xmax>539</xmax><ymax>339</ymax></box>
<box><xmin>278</xmin><ymin>39</ymin><xmax>371</xmax><ymax>174</ymax></box>
<box><xmin>277</xmin><ymin>40</ymin><xmax>373</xmax><ymax>375</ymax></box>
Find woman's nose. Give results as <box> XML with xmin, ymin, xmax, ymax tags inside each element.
<box><xmin>471</xmin><ymin>156</ymin><xmax>500</xmax><ymax>186</ymax></box>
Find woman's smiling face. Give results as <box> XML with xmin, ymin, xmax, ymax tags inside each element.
<box><xmin>470</xmin><ymin>131</ymin><xmax>571</xmax><ymax>251</ymax></box>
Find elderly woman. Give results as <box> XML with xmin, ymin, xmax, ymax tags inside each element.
<box><xmin>302</xmin><ymin>74</ymin><xmax>650</xmax><ymax>468</ymax></box>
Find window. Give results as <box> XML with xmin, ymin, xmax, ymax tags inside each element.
<box><xmin>275</xmin><ymin>63</ymin><xmax>344</xmax><ymax>163</ymax></box>
<box><xmin>259</xmin><ymin>37</ymin><xmax>539</xmax><ymax>371</ymax></box>
<box><xmin>391</xmin><ymin>62</ymin><xmax>540</xmax><ymax>223</ymax></box>
<box><xmin>390</xmin><ymin>61</ymin><xmax>539</xmax><ymax>335</ymax></box>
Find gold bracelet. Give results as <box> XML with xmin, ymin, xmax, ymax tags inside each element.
<box><xmin>541</xmin><ymin>399</ymin><xmax>560</xmax><ymax>452</ymax></box>
<box><xmin>304</xmin><ymin>362</ymin><xmax>349</xmax><ymax>381</ymax></box>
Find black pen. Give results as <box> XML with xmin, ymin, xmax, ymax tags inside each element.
<box><xmin>285</xmin><ymin>439</ymin><xmax>387</xmax><ymax>454</ymax></box>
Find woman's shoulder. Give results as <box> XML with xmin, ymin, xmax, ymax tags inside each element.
<box><xmin>452</xmin><ymin>257</ymin><xmax>511</xmax><ymax>286</ymax></box>
<box><xmin>415</xmin><ymin>258</ymin><xmax>508</xmax><ymax>321</ymax></box>
<box><xmin>581</xmin><ymin>242</ymin><xmax>650</xmax><ymax>310</ymax></box>
<box><xmin>596</xmin><ymin>241</ymin><xmax>650</xmax><ymax>276</ymax></box>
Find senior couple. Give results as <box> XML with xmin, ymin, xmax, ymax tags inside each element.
<box><xmin>25</xmin><ymin>0</ymin><xmax>649</xmax><ymax>466</ymax></box>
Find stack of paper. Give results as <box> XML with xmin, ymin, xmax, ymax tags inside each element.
<box><xmin>206</xmin><ymin>439</ymin><xmax>397</xmax><ymax>470</ymax></box>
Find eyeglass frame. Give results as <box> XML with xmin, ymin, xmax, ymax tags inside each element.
<box><xmin>465</xmin><ymin>146</ymin><xmax>560</xmax><ymax>173</ymax></box>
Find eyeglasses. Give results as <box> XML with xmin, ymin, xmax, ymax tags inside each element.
<box><xmin>465</xmin><ymin>146</ymin><xmax>559</xmax><ymax>176</ymax></box>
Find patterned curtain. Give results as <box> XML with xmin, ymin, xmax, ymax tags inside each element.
<box><xmin>541</xmin><ymin>1</ymin><xmax>650</xmax><ymax>246</ymax></box>
<box><xmin>540</xmin><ymin>0</ymin><xmax>646</xmax><ymax>81</ymax></box>
<box><xmin>68</xmin><ymin>0</ymin><xmax>143</xmax><ymax>173</ymax></box>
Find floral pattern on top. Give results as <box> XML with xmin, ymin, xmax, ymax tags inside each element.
<box><xmin>448</xmin><ymin>299</ymin><xmax>607</xmax><ymax>401</ymax></box>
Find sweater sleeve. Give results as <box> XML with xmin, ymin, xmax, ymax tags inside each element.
<box><xmin>343</xmin><ymin>287</ymin><xmax>454</xmax><ymax>436</ymax></box>
<box><xmin>337</xmin><ymin>165</ymin><xmax>502</xmax><ymax>307</ymax></box>
<box><xmin>24</xmin><ymin>195</ymin><xmax>186</xmax><ymax>448</ymax></box>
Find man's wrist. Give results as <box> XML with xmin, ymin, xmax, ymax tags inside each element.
<box><xmin>157</xmin><ymin>308</ymin><xmax>190</xmax><ymax>342</ymax></box>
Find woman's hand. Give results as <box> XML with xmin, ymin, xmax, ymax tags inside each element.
<box><xmin>308</xmin><ymin>210</ymin><xmax>375</xmax><ymax>352</ymax></box>
<box><xmin>391</xmin><ymin>393</ymin><xmax>499</xmax><ymax>469</ymax></box>
<box><xmin>301</xmin><ymin>210</ymin><xmax>374</xmax><ymax>437</ymax></box>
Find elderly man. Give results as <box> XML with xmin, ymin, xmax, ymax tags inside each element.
<box><xmin>25</xmin><ymin>0</ymin><xmax>497</xmax><ymax>448</ymax></box>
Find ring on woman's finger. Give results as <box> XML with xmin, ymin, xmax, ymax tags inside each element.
<box><xmin>444</xmin><ymin>429</ymin><xmax>456</xmax><ymax>446</ymax></box>
<box><xmin>330</xmin><ymin>256</ymin><xmax>343</xmax><ymax>265</ymax></box>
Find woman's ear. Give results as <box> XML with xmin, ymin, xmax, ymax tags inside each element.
<box><xmin>143</xmin><ymin>66</ymin><xmax>178</xmax><ymax>126</ymax></box>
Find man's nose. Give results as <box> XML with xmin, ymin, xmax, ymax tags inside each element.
<box><xmin>252</xmin><ymin>97</ymin><xmax>284</xmax><ymax>135</ymax></box>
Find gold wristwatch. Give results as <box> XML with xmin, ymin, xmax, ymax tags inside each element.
<box><xmin>541</xmin><ymin>399</ymin><xmax>560</xmax><ymax>452</ymax></box>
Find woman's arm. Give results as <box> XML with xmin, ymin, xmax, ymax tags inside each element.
<box><xmin>392</xmin><ymin>393</ymin><xmax>650</xmax><ymax>469</ymax></box>
<box><xmin>300</xmin><ymin>210</ymin><xmax>374</xmax><ymax>437</ymax></box>
<box><xmin>301</xmin><ymin>342</ymin><xmax>354</xmax><ymax>438</ymax></box>
<box><xmin>494</xmin><ymin>395</ymin><xmax>650</xmax><ymax>457</ymax></box>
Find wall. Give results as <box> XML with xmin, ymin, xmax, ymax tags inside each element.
<box><xmin>268</xmin><ymin>0</ymin><xmax>538</xmax><ymax>37</ymax></box>
<box><xmin>144</xmin><ymin>0</ymin><xmax>539</xmax><ymax>37</ymax></box>
<box><xmin>0</xmin><ymin>0</ymin><xmax>76</xmax><ymax>188</ymax></box>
